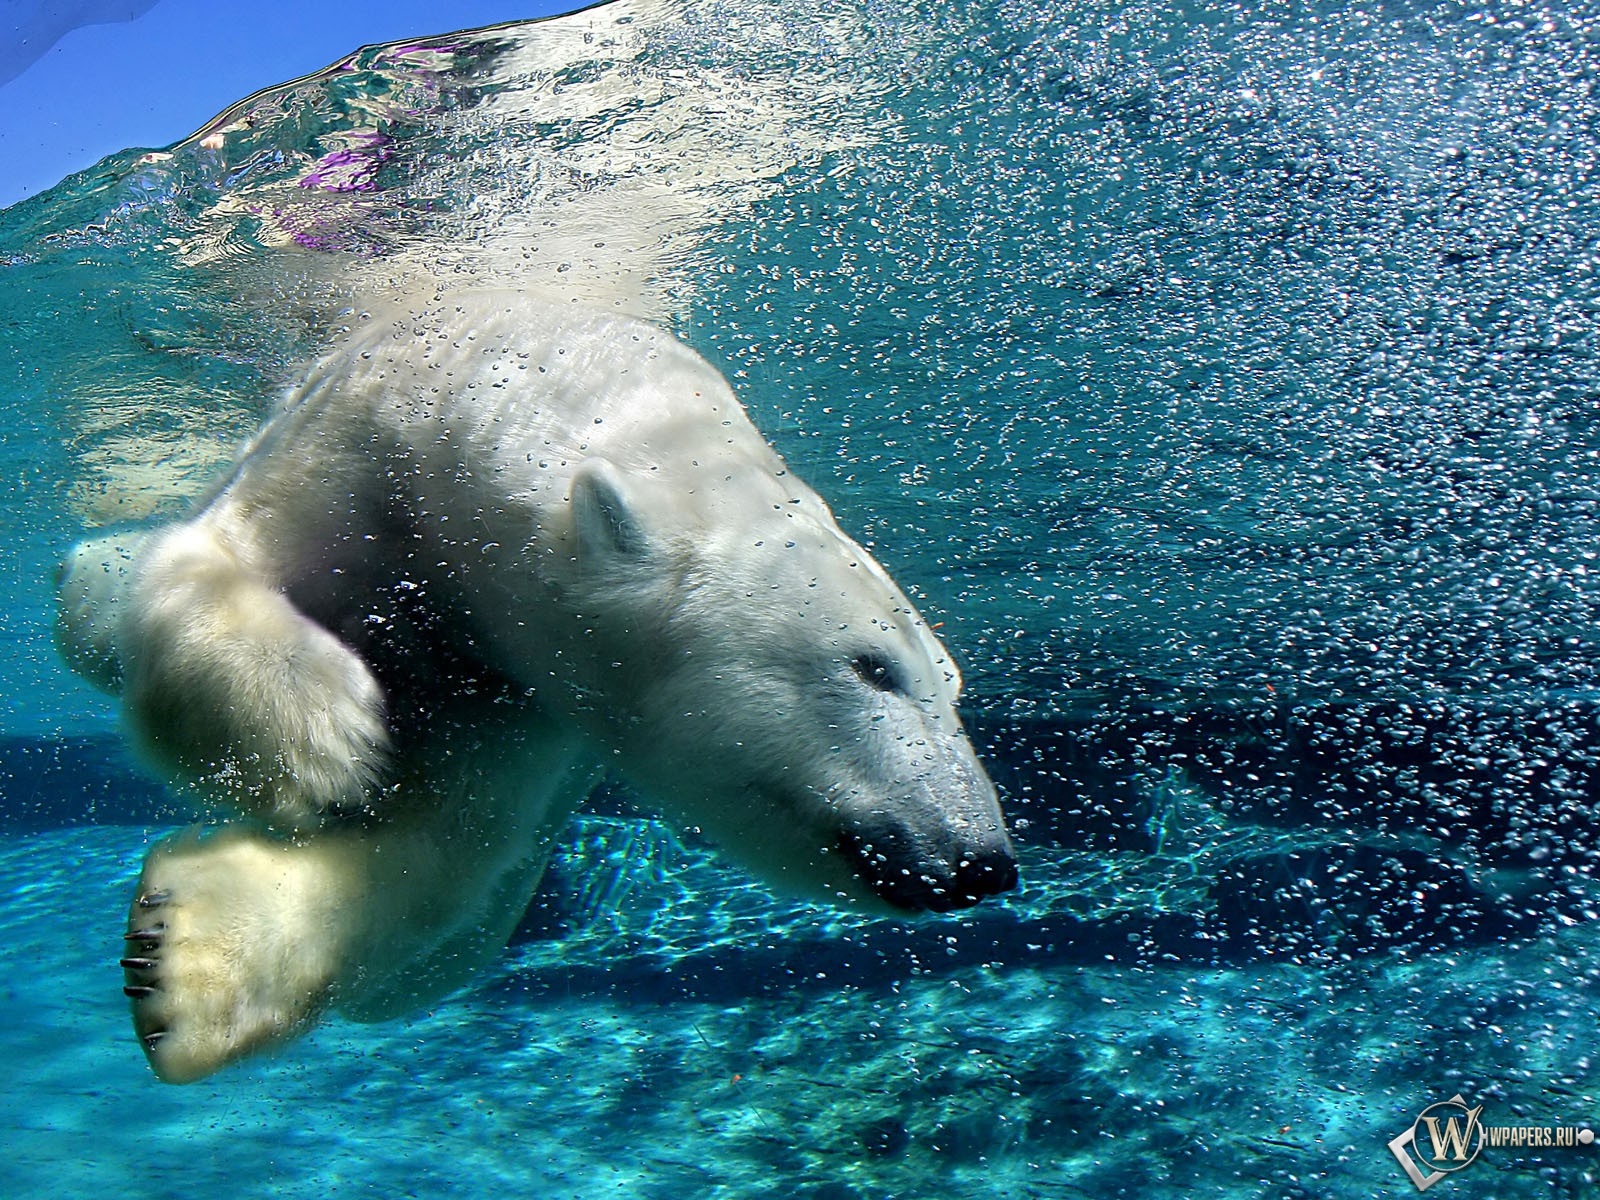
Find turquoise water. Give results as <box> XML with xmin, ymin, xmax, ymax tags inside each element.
<box><xmin>5</xmin><ymin>0</ymin><xmax>1600</xmax><ymax>1195</ymax></box>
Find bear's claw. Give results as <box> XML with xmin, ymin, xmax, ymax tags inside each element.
<box><xmin>121</xmin><ymin>915</ymin><xmax>169</xmax><ymax>1059</ymax></box>
<box><xmin>122</xmin><ymin>914</ymin><xmax>162</xmax><ymax>1005</ymax></box>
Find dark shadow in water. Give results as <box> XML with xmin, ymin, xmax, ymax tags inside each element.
<box><xmin>8</xmin><ymin>693</ymin><xmax>1589</xmax><ymax>988</ymax></box>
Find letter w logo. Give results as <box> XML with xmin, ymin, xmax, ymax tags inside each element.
<box><xmin>1389</xmin><ymin>1096</ymin><xmax>1487</xmax><ymax>1191</ymax></box>
<box><xmin>1421</xmin><ymin>1107</ymin><xmax>1483</xmax><ymax>1161</ymax></box>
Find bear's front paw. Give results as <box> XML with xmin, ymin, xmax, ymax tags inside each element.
<box><xmin>249</xmin><ymin>618</ymin><xmax>391</xmax><ymax>828</ymax></box>
<box><xmin>120</xmin><ymin>828</ymin><xmax>343</xmax><ymax>1083</ymax></box>
<box><xmin>125</xmin><ymin>575</ymin><xmax>392</xmax><ymax>831</ymax></box>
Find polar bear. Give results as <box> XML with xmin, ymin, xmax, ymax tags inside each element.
<box><xmin>56</xmin><ymin>289</ymin><xmax>1015</xmax><ymax>1083</ymax></box>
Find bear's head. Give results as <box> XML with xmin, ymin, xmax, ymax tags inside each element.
<box><xmin>557</xmin><ymin>454</ymin><xmax>1017</xmax><ymax>914</ymax></box>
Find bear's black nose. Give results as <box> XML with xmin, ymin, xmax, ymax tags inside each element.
<box><xmin>838</xmin><ymin>825</ymin><xmax>1018</xmax><ymax>913</ymax></box>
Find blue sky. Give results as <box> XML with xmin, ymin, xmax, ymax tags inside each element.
<box><xmin>0</xmin><ymin>0</ymin><xmax>575</xmax><ymax>209</ymax></box>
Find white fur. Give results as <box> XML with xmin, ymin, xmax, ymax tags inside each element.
<box><xmin>125</xmin><ymin>693</ymin><xmax>596</xmax><ymax>1083</ymax></box>
<box><xmin>61</xmin><ymin>289</ymin><xmax>1013</xmax><ymax>1082</ymax></box>
<box><xmin>117</xmin><ymin>523</ymin><xmax>389</xmax><ymax>828</ymax></box>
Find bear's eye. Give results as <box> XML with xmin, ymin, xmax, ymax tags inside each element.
<box><xmin>850</xmin><ymin>652</ymin><xmax>906</xmax><ymax>696</ymax></box>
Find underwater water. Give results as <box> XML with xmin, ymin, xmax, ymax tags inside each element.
<box><xmin>5</xmin><ymin>0</ymin><xmax>1600</xmax><ymax>1195</ymax></box>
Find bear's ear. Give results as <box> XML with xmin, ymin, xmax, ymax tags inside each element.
<box><xmin>571</xmin><ymin>457</ymin><xmax>651</xmax><ymax>561</ymax></box>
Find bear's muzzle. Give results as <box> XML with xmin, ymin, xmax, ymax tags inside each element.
<box><xmin>837</xmin><ymin>815</ymin><xmax>1018</xmax><ymax>913</ymax></box>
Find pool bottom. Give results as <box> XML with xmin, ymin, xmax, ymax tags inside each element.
<box><xmin>4</xmin><ymin>825</ymin><xmax>1596</xmax><ymax>1199</ymax></box>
